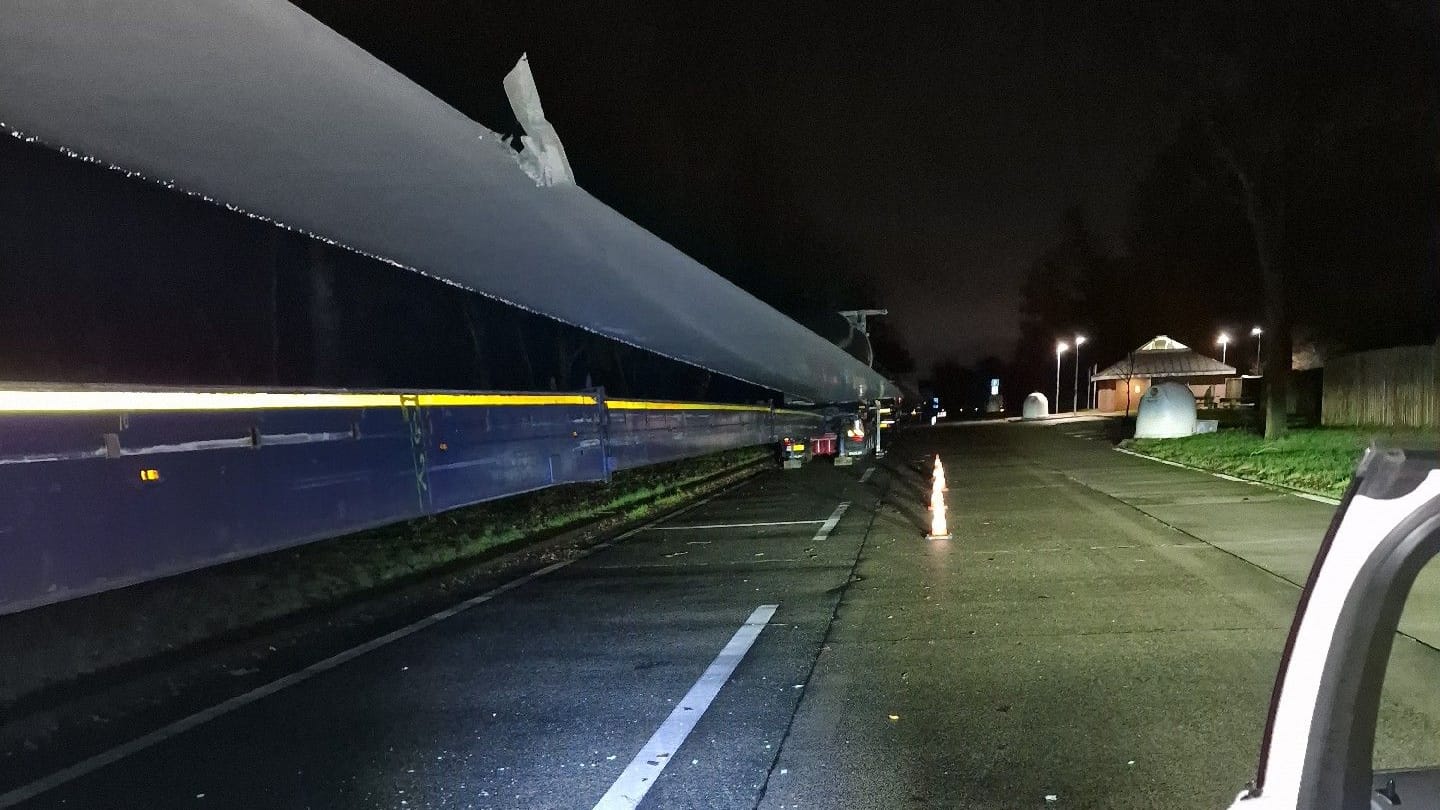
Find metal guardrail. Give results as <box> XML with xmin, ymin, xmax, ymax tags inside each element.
<box><xmin>0</xmin><ymin>387</ymin><xmax>822</xmax><ymax>615</ymax></box>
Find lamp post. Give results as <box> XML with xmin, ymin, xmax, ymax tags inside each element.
<box><xmin>1072</xmin><ymin>335</ymin><xmax>1087</xmax><ymax>413</ymax></box>
<box><xmin>1055</xmin><ymin>341</ymin><xmax>1069</xmax><ymax>415</ymax></box>
<box><xmin>1215</xmin><ymin>332</ymin><xmax>1232</xmax><ymax>406</ymax></box>
<box><xmin>1251</xmin><ymin>326</ymin><xmax>1263</xmax><ymax>374</ymax></box>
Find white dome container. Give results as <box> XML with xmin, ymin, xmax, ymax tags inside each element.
<box><xmin>1021</xmin><ymin>392</ymin><xmax>1049</xmax><ymax>420</ymax></box>
<box><xmin>1134</xmin><ymin>382</ymin><xmax>1197</xmax><ymax>438</ymax></box>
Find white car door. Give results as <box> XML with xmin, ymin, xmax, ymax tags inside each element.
<box><xmin>1226</xmin><ymin>446</ymin><xmax>1440</xmax><ymax>810</ymax></box>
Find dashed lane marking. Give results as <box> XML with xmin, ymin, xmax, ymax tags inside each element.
<box><xmin>592</xmin><ymin>604</ymin><xmax>779</xmax><ymax>810</ymax></box>
<box><xmin>811</xmin><ymin>502</ymin><xmax>851</xmax><ymax>542</ymax></box>
<box><xmin>0</xmin><ymin>488</ymin><xmax>738</xmax><ymax>809</ymax></box>
<box><xmin>649</xmin><ymin>520</ymin><xmax>825</xmax><ymax>531</ymax></box>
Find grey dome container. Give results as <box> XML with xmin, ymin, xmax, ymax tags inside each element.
<box><xmin>1134</xmin><ymin>382</ymin><xmax>1197</xmax><ymax>438</ymax></box>
<box><xmin>1021</xmin><ymin>392</ymin><xmax>1049</xmax><ymax>420</ymax></box>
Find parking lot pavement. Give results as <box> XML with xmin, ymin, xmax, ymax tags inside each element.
<box><xmin>15</xmin><ymin>423</ymin><xmax>1440</xmax><ymax>809</ymax></box>
<box><xmin>7</xmin><ymin>463</ymin><xmax>879</xmax><ymax>810</ymax></box>
<box><xmin>760</xmin><ymin>425</ymin><xmax>1297</xmax><ymax>809</ymax></box>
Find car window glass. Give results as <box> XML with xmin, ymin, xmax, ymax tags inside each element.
<box><xmin>1372</xmin><ymin>557</ymin><xmax>1440</xmax><ymax>773</ymax></box>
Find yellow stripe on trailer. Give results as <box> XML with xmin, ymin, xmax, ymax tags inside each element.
<box><xmin>0</xmin><ymin>390</ymin><xmax>401</xmax><ymax>413</ymax></box>
<box><xmin>604</xmin><ymin>399</ymin><xmax>771</xmax><ymax>413</ymax></box>
<box><xmin>0</xmin><ymin>388</ymin><xmax>789</xmax><ymax>415</ymax></box>
<box><xmin>416</xmin><ymin>393</ymin><xmax>596</xmax><ymax>407</ymax></box>
<box><xmin>0</xmin><ymin>389</ymin><xmax>597</xmax><ymax>413</ymax></box>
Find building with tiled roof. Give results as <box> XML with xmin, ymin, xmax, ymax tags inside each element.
<box><xmin>1092</xmin><ymin>335</ymin><xmax>1236</xmax><ymax>413</ymax></box>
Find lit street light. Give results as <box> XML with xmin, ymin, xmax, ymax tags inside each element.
<box><xmin>1216</xmin><ymin>332</ymin><xmax>1231</xmax><ymax>365</ymax></box>
<box><xmin>1251</xmin><ymin>326</ymin><xmax>1263</xmax><ymax>374</ymax></box>
<box><xmin>1072</xmin><ymin>335</ymin><xmax>1087</xmax><ymax>414</ymax></box>
<box><xmin>1055</xmin><ymin>341</ymin><xmax>1069</xmax><ymax>415</ymax></box>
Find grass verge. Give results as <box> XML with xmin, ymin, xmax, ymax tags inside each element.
<box><xmin>0</xmin><ymin>447</ymin><xmax>768</xmax><ymax>709</ymax></box>
<box><xmin>1122</xmin><ymin>427</ymin><xmax>1439</xmax><ymax>499</ymax></box>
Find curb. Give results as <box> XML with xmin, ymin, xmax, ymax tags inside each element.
<box><xmin>1113</xmin><ymin>446</ymin><xmax>1342</xmax><ymax>506</ymax></box>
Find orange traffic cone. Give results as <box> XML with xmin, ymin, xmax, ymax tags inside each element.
<box><xmin>928</xmin><ymin>458</ymin><xmax>952</xmax><ymax>539</ymax></box>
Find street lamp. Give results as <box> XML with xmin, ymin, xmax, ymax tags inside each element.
<box><xmin>1055</xmin><ymin>341</ymin><xmax>1069</xmax><ymax>415</ymax></box>
<box><xmin>1251</xmin><ymin>326</ymin><xmax>1263</xmax><ymax>374</ymax></box>
<box><xmin>1216</xmin><ymin>332</ymin><xmax>1231</xmax><ymax>365</ymax></box>
<box><xmin>1072</xmin><ymin>335</ymin><xmax>1087</xmax><ymax>413</ymax></box>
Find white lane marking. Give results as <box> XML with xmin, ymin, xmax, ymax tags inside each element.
<box><xmin>0</xmin><ymin>489</ymin><xmax>734</xmax><ymax>809</ymax></box>
<box><xmin>592</xmin><ymin>604</ymin><xmax>778</xmax><ymax>810</ymax></box>
<box><xmin>811</xmin><ymin>502</ymin><xmax>850</xmax><ymax>542</ymax></box>
<box><xmin>1213</xmin><ymin>472</ymin><xmax>1246</xmax><ymax>482</ymax></box>
<box><xmin>1293</xmin><ymin>491</ymin><xmax>1342</xmax><ymax>505</ymax></box>
<box><xmin>649</xmin><ymin>520</ymin><xmax>824</xmax><ymax>531</ymax></box>
<box><xmin>859</xmin><ymin>466</ymin><xmax>876</xmax><ymax>483</ymax></box>
<box><xmin>1114</xmin><ymin>447</ymin><xmax>1191</xmax><ymax>470</ymax></box>
<box><xmin>594</xmin><ymin>558</ymin><xmax>807</xmax><ymax>570</ymax></box>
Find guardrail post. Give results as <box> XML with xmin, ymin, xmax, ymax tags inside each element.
<box><xmin>399</xmin><ymin>393</ymin><xmax>433</xmax><ymax>513</ymax></box>
<box><xmin>592</xmin><ymin>386</ymin><xmax>613</xmax><ymax>482</ymax></box>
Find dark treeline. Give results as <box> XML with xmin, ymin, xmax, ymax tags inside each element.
<box><xmin>0</xmin><ymin>134</ymin><xmax>776</xmax><ymax>402</ymax></box>
<box><xmin>929</xmin><ymin>0</ymin><xmax>1439</xmax><ymax>428</ymax></box>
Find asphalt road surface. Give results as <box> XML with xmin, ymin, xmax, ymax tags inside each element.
<box><xmin>10</xmin><ymin>421</ymin><xmax>1440</xmax><ymax>809</ymax></box>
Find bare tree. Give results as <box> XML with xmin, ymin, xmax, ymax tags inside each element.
<box><xmin>1153</xmin><ymin>1</ymin><xmax>1436</xmax><ymax>438</ymax></box>
<box><xmin>1205</xmin><ymin>121</ymin><xmax>1292</xmax><ymax>438</ymax></box>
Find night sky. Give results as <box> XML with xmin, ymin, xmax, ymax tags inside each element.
<box><xmin>2</xmin><ymin>1</ymin><xmax>1429</xmax><ymax>394</ymax></box>
<box><xmin>292</xmin><ymin>1</ymin><xmax>1193</xmax><ymax>368</ymax></box>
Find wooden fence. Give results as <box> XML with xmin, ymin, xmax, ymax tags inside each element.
<box><xmin>1322</xmin><ymin>340</ymin><xmax>1440</xmax><ymax>428</ymax></box>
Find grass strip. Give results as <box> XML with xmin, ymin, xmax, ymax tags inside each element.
<box><xmin>1122</xmin><ymin>428</ymin><xmax>1438</xmax><ymax>499</ymax></box>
